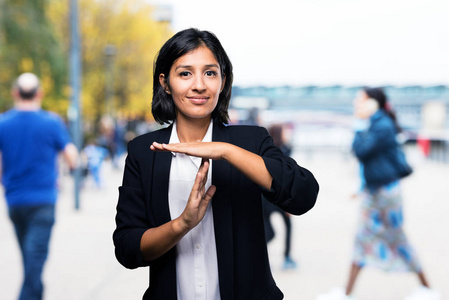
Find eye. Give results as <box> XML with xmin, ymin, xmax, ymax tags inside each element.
<box><xmin>205</xmin><ymin>70</ymin><xmax>217</xmax><ymax>77</ymax></box>
<box><xmin>179</xmin><ymin>71</ymin><xmax>191</xmax><ymax>77</ymax></box>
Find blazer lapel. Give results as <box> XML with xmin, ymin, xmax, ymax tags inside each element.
<box><xmin>151</xmin><ymin>125</ymin><xmax>173</xmax><ymax>226</ymax></box>
<box><xmin>148</xmin><ymin>125</ymin><xmax>178</xmax><ymax>298</ymax></box>
<box><xmin>212</xmin><ymin>120</ymin><xmax>235</xmax><ymax>299</ymax></box>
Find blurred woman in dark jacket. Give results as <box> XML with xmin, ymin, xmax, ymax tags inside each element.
<box><xmin>316</xmin><ymin>87</ymin><xmax>439</xmax><ymax>300</ymax></box>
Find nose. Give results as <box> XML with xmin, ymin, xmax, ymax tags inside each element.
<box><xmin>192</xmin><ymin>75</ymin><xmax>206</xmax><ymax>92</ymax></box>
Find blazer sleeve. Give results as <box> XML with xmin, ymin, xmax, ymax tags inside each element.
<box><xmin>257</xmin><ymin>127</ymin><xmax>319</xmax><ymax>215</ymax></box>
<box><xmin>113</xmin><ymin>139</ymin><xmax>151</xmax><ymax>269</ymax></box>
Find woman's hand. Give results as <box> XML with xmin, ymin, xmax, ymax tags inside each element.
<box><xmin>151</xmin><ymin>141</ymin><xmax>229</xmax><ymax>160</ymax></box>
<box><xmin>175</xmin><ymin>158</ymin><xmax>216</xmax><ymax>231</ymax></box>
<box><xmin>151</xmin><ymin>140</ymin><xmax>272</xmax><ymax>189</ymax></box>
<box><xmin>140</xmin><ymin>158</ymin><xmax>216</xmax><ymax>261</ymax></box>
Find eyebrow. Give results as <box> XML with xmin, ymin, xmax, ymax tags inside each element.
<box><xmin>175</xmin><ymin>64</ymin><xmax>220</xmax><ymax>71</ymax></box>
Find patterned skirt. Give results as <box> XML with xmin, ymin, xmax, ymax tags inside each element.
<box><xmin>352</xmin><ymin>181</ymin><xmax>422</xmax><ymax>272</ymax></box>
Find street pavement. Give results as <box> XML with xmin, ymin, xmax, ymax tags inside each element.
<box><xmin>1</xmin><ymin>147</ymin><xmax>448</xmax><ymax>300</ymax></box>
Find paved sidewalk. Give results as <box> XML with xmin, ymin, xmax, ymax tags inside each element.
<box><xmin>1</xmin><ymin>149</ymin><xmax>448</xmax><ymax>300</ymax></box>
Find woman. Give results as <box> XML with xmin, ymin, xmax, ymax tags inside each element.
<box><xmin>113</xmin><ymin>28</ymin><xmax>319</xmax><ymax>299</ymax></box>
<box><xmin>317</xmin><ymin>87</ymin><xmax>439</xmax><ymax>300</ymax></box>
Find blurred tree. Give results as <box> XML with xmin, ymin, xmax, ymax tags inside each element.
<box><xmin>0</xmin><ymin>0</ymin><xmax>67</xmax><ymax>113</ymax></box>
<box><xmin>48</xmin><ymin>0</ymin><xmax>171</xmax><ymax>126</ymax></box>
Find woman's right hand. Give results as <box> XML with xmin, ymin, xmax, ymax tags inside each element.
<box><xmin>175</xmin><ymin>158</ymin><xmax>216</xmax><ymax>232</ymax></box>
<box><xmin>140</xmin><ymin>158</ymin><xmax>216</xmax><ymax>261</ymax></box>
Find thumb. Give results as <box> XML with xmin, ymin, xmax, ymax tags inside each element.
<box><xmin>201</xmin><ymin>185</ymin><xmax>216</xmax><ymax>208</ymax></box>
<box><xmin>205</xmin><ymin>185</ymin><xmax>216</xmax><ymax>198</ymax></box>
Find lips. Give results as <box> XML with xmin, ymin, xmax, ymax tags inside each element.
<box><xmin>187</xmin><ymin>96</ymin><xmax>209</xmax><ymax>104</ymax></box>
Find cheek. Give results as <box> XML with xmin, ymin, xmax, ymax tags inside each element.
<box><xmin>169</xmin><ymin>84</ymin><xmax>188</xmax><ymax>100</ymax></box>
<box><xmin>211</xmin><ymin>81</ymin><xmax>223</xmax><ymax>96</ymax></box>
<box><xmin>354</xmin><ymin>97</ymin><xmax>364</xmax><ymax>106</ymax></box>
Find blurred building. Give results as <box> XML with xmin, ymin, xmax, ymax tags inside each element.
<box><xmin>231</xmin><ymin>85</ymin><xmax>449</xmax><ymax>131</ymax></box>
<box><xmin>231</xmin><ymin>85</ymin><xmax>449</xmax><ymax>162</ymax></box>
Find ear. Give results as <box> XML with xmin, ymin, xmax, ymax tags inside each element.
<box><xmin>35</xmin><ymin>89</ymin><xmax>44</xmax><ymax>102</ymax></box>
<box><xmin>365</xmin><ymin>98</ymin><xmax>379</xmax><ymax>115</ymax></box>
<box><xmin>11</xmin><ymin>88</ymin><xmax>19</xmax><ymax>100</ymax></box>
<box><xmin>159</xmin><ymin>74</ymin><xmax>171</xmax><ymax>94</ymax></box>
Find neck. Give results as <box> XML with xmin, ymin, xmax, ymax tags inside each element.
<box><xmin>176</xmin><ymin>117</ymin><xmax>211</xmax><ymax>143</ymax></box>
<box><xmin>15</xmin><ymin>100</ymin><xmax>41</xmax><ymax>111</ymax></box>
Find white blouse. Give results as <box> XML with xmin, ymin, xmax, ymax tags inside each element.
<box><xmin>168</xmin><ymin>121</ymin><xmax>220</xmax><ymax>300</ymax></box>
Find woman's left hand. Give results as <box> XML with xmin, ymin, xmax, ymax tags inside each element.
<box><xmin>151</xmin><ymin>141</ymin><xmax>229</xmax><ymax>160</ymax></box>
<box><xmin>152</xmin><ymin>140</ymin><xmax>272</xmax><ymax>189</ymax></box>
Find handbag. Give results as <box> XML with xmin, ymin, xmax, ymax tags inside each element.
<box><xmin>392</xmin><ymin>145</ymin><xmax>413</xmax><ymax>179</ymax></box>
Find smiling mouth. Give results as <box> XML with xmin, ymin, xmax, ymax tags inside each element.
<box><xmin>188</xmin><ymin>97</ymin><xmax>209</xmax><ymax>104</ymax></box>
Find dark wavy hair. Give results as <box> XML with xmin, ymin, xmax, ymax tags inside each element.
<box><xmin>364</xmin><ymin>87</ymin><xmax>401</xmax><ymax>132</ymax></box>
<box><xmin>152</xmin><ymin>28</ymin><xmax>233</xmax><ymax>125</ymax></box>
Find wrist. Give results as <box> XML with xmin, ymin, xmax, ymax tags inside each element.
<box><xmin>171</xmin><ymin>217</ymin><xmax>190</xmax><ymax>236</ymax></box>
<box><xmin>220</xmin><ymin>142</ymin><xmax>234</xmax><ymax>161</ymax></box>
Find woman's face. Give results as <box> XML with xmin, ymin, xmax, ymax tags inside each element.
<box><xmin>353</xmin><ymin>90</ymin><xmax>369</xmax><ymax>107</ymax></box>
<box><xmin>353</xmin><ymin>90</ymin><xmax>378</xmax><ymax>118</ymax></box>
<box><xmin>160</xmin><ymin>46</ymin><xmax>225</xmax><ymax>124</ymax></box>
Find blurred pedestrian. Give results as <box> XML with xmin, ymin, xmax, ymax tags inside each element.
<box><xmin>0</xmin><ymin>73</ymin><xmax>78</xmax><ymax>300</ymax></box>
<box><xmin>263</xmin><ymin>124</ymin><xmax>298</xmax><ymax>270</ymax></box>
<box><xmin>97</xmin><ymin>115</ymin><xmax>117</xmax><ymax>167</ymax></box>
<box><xmin>81</xmin><ymin>137</ymin><xmax>108</xmax><ymax>188</ymax></box>
<box><xmin>316</xmin><ymin>87</ymin><xmax>440</xmax><ymax>300</ymax></box>
<box><xmin>113</xmin><ymin>28</ymin><xmax>319</xmax><ymax>299</ymax></box>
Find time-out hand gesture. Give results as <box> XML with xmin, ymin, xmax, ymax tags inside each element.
<box><xmin>139</xmin><ymin>158</ymin><xmax>216</xmax><ymax>261</ymax></box>
<box><xmin>177</xmin><ymin>158</ymin><xmax>216</xmax><ymax>231</ymax></box>
<box><xmin>151</xmin><ymin>139</ymin><xmax>272</xmax><ymax>190</ymax></box>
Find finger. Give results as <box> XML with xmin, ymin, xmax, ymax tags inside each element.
<box><xmin>167</xmin><ymin>142</ymin><xmax>209</xmax><ymax>158</ymax></box>
<box><xmin>197</xmin><ymin>159</ymin><xmax>207</xmax><ymax>175</ymax></box>
<box><xmin>150</xmin><ymin>145</ymin><xmax>162</xmax><ymax>151</ymax></box>
<box><xmin>161</xmin><ymin>143</ymin><xmax>174</xmax><ymax>151</ymax></box>
<box><xmin>200</xmin><ymin>185</ymin><xmax>216</xmax><ymax>209</ymax></box>
<box><xmin>192</xmin><ymin>167</ymin><xmax>207</xmax><ymax>199</ymax></box>
<box><xmin>150</xmin><ymin>142</ymin><xmax>167</xmax><ymax>152</ymax></box>
<box><xmin>200</xmin><ymin>159</ymin><xmax>210</xmax><ymax>174</ymax></box>
<box><xmin>205</xmin><ymin>185</ymin><xmax>216</xmax><ymax>199</ymax></box>
<box><xmin>161</xmin><ymin>143</ymin><xmax>187</xmax><ymax>153</ymax></box>
<box><xmin>189</xmin><ymin>159</ymin><xmax>210</xmax><ymax>200</ymax></box>
<box><xmin>199</xmin><ymin>159</ymin><xmax>210</xmax><ymax>186</ymax></box>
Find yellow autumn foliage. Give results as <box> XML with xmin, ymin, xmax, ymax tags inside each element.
<box><xmin>47</xmin><ymin>0</ymin><xmax>172</xmax><ymax>123</ymax></box>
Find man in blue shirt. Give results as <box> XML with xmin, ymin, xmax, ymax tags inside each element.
<box><xmin>0</xmin><ymin>73</ymin><xmax>78</xmax><ymax>300</ymax></box>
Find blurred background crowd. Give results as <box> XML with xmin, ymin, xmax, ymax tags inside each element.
<box><xmin>0</xmin><ymin>0</ymin><xmax>448</xmax><ymax>299</ymax></box>
<box><xmin>1</xmin><ymin>0</ymin><xmax>448</xmax><ymax>169</ymax></box>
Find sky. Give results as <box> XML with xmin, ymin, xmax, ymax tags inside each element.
<box><xmin>150</xmin><ymin>0</ymin><xmax>449</xmax><ymax>87</ymax></box>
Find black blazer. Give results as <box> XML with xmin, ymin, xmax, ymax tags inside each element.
<box><xmin>113</xmin><ymin>119</ymin><xmax>319</xmax><ymax>299</ymax></box>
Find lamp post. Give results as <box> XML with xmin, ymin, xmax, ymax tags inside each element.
<box><xmin>69</xmin><ymin>0</ymin><xmax>83</xmax><ymax>210</ymax></box>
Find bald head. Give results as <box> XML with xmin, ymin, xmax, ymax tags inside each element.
<box><xmin>14</xmin><ymin>73</ymin><xmax>41</xmax><ymax>100</ymax></box>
